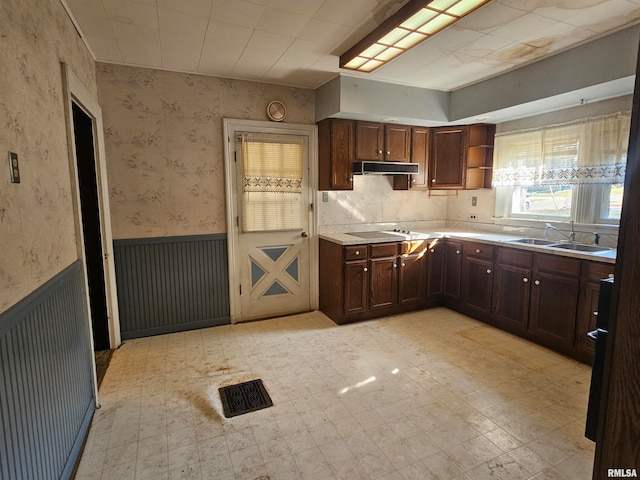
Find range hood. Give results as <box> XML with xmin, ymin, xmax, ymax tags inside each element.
<box><xmin>353</xmin><ymin>161</ymin><xmax>419</xmax><ymax>175</ymax></box>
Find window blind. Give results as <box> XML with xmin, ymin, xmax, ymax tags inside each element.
<box><xmin>240</xmin><ymin>133</ymin><xmax>306</xmax><ymax>232</ymax></box>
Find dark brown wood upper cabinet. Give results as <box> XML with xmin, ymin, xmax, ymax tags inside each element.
<box><xmin>356</xmin><ymin>121</ymin><xmax>411</xmax><ymax>162</ymax></box>
<box><xmin>429</xmin><ymin>126</ymin><xmax>466</xmax><ymax>189</ymax></box>
<box><xmin>318</xmin><ymin>118</ymin><xmax>355</xmax><ymax>191</ymax></box>
<box><xmin>394</xmin><ymin>127</ymin><xmax>429</xmax><ymax>190</ymax></box>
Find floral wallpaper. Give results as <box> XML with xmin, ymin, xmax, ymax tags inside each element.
<box><xmin>96</xmin><ymin>64</ymin><xmax>315</xmax><ymax>239</ymax></box>
<box><xmin>0</xmin><ymin>0</ymin><xmax>97</xmax><ymax>313</ymax></box>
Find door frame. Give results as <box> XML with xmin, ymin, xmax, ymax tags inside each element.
<box><xmin>223</xmin><ymin>118</ymin><xmax>318</xmax><ymax>323</ymax></box>
<box><xmin>62</xmin><ymin>65</ymin><xmax>121</xmax><ymax>355</ymax></box>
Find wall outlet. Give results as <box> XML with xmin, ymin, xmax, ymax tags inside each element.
<box><xmin>470</xmin><ymin>214</ymin><xmax>477</xmax><ymax>220</ymax></box>
<box><xmin>322</xmin><ymin>191</ymin><xmax>328</xmax><ymax>202</ymax></box>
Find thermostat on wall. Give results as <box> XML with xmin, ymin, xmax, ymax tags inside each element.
<box><xmin>267</xmin><ymin>100</ymin><xmax>286</xmax><ymax>122</ymax></box>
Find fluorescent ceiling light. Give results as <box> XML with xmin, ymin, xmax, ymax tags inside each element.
<box><xmin>340</xmin><ymin>0</ymin><xmax>490</xmax><ymax>73</ymax></box>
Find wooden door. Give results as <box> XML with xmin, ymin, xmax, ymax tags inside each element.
<box><xmin>492</xmin><ymin>263</ymin><xmax>531</xmax><ymax>331</ymax></box>
<box><xmin>318</xmin><ymin>119</ymin><xmax>354</xmax><ymax>191</ymax></box>
<box><xmin>443</xmin><ymin>240</ymin><xmax>463</xmax><ymax>302</ymax></box>
<box><xmin>429</xmin><ymin>127</ymin><xmax>466</xmax><ymax>189</ymax></box>
<box><xmin>369</xmin><ymin>257</ymin><xmax>397</xmax><ymax>311</ymax></box>
<box><xmin>462</xmin><ymin>256</ymin><xmax>494</xmax><ymax>318</ymax></box>
<box><xmin>343</xmin><ymin>261</ymin><xmax>368</xmax><ymax>315</ymax></box>
<box><xmin>398</xmin><ymin>253</ymin><xmax>424</xmax><ymax>306</ymax></box>
<box><xmin>356</xmin><ymin>121</ymin><xmax>384</xmax><ymax>161</ymax></box>
<box><xmin>528</xmin><ymin>255</ymin><xmax>580</xmax><ymax>350</ymax></box>
<box><xmin>384</xmin><ymin>124</ymin><xmax>411</xmax><ymax>162</ymax></box>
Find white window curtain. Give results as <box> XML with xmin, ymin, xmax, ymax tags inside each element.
<box><xmin>240</xmin><ymin>133</ymin><xmax>305</xmax><ymax>232</ymax></box>
<box><xmin>493</xmin><ymin>111</ymin><xmax>630</xmax><ymax>187</ymax></box>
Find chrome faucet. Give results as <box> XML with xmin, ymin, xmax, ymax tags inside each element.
<box><xmin>545</xmin><ymin>220</ymin><xmax>576</xmax><ymax>242</ymax></box>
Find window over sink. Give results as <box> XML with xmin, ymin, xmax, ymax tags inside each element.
<box><xmin>493</xmin><ymin>111</ymin><xmax>630</xmax><ymax>225</ymax></box>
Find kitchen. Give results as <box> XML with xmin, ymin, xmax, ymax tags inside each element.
<box><xmin>2</xmin><ymin>0</ymin><xmax>640</xmax><ymax>479</ymax></box>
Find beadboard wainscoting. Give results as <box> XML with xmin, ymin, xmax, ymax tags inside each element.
<box><xmin>113</xmin><ymin>234</ymin><xmax>230</xmax><ymax>339</ymax></box>
<box><xmin>0</xmin><ymin>261</ymin><xmax>95</xmax><ymax>480</ymax></box>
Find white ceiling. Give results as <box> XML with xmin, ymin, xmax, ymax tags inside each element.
<box><xmin>65</xmin><ymin>0</ymin><xmax>640</xmax><ymax>92</ymax></box>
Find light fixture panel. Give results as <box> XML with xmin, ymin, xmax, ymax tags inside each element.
<box><xmin>339</xmin><ymin>0</ymin><xmax>491</xmax><ymax>73</ymax></box>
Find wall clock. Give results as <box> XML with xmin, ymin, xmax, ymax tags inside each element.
<box><xmin>267</xmin><ymin>100</ymin><xmax>287</xmax><ymax>122</ymax></box>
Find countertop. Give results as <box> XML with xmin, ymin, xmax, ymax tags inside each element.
<box><xmin>319</xmin><ymin>229</ymin><xmax>616</xmax><ymax>264</ymax></box>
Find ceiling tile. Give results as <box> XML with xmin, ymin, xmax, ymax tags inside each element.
<box><xmin>268</xmin><ymin>39</ymin><xmax>325</xmax><ymax>70</ymax></box>
<box><xmin>422</xmin><ymin>26</ymin><xmax>485</xmax><ymax>51</ymax></box>
<box><xmin>456</xmin><ymin>3</ymin><xmax>527</xmax><ymax>34</ymax></box>
<box><xmin>198</xmin><ymin>21</ymin><xmax>253</xmax><ymax>75</ymax></box>
<box><xmin>102</xmin><ymin>0</ymin><xmax>159</xmax><ymax>29</ymax></box>
<box><xmin>158</xmin><ymin>8</ymin><xmax>209</xmax><ymax>37</ymax></box>
<box><xmin>65</xmin><ymin>0</ymin><xmax>107</xmax><ymax>17</ymax></box>
<box><xmin>299</xmin><ymin>18</ymin><xmax>352</xmax><ymax>51</ymax></box>
<box><xmin>111</xmin><ymin>22</ymin><xmax>161</xmax><ymax>66</ymax></box>
<box><xmin>314</xmin><ymin>0</ymin><xmax>379</xmax><ymax>27</ymax></box>
<box><xmin>232</xmin><ymin>30</ymin><xmax>295</xmax><ymax>78</ymax></box>
<box><xmin>255</xmin><ymin>8</ymin><xmax>311</xmax><ymax>38</ymax></box>
<box><xmin>562</xmin><ymin>0</ymin><xmax>640</xmax><ymax>33</ymax></box>
<box><xmin>160</xmin><ymin>31</ymin><xmax>205</xmax><ymax>72</ymax></box>
<box><xmin>269</xmin><ymin>0</ymin><xmax>324</xmax><ymax>16</ymax></box>
<box><xmin>210</xmin><ymin>0</ymin><xmax>266</xmax><ymax>28</ymax></box>
<box><xmin>85</xmin><ymin>34</ymin><xmax>123</xmax><ymax>62</ymax></box>
<box><xmin>490</xmin><ymin>13</ymin><xmax>558</xmax><ymax>41</ymax></box>
<box><xmin>72</xmin><ymin>10</ymin><xmax>116</xmax><ymax>39</ymax></box>
<box><xmin>456</xmin><ymin>34</ymin><xmax>516</xmax><ymax>59</ymax></box>
<box><xmin>157</xmin><ymin>0</ymin><xmax>212</xmax><ymax>17</ymax></box>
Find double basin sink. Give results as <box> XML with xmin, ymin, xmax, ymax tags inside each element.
<box><xmin>509</xmin><ymin>238</ymin><xmax>612</xmax><ymax>253</ymax></box>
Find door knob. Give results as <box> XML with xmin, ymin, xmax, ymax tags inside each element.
<box><xmin>301</xmin><ymin>232</ymin><xmax>308</xmax><ymax>238</ymax></box>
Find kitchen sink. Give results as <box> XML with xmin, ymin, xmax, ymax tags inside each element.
<box><xmin>549</xmin><ymin>243</ymin><xmax>612</xmax><ymax>253</ymax></box>
<box><xmin>508</xmin><ymin>238</ymin><xmax>558</xmax><ymax>246</ymax></box>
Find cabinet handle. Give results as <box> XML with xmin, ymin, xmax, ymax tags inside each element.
<box><xmin>456</xmin><ymin>250</ymin><xmax>460</xmax><ymax>254</ymax></box>
<box><xmin>534</xmin><ymin>280</ymin><xmax>540</xmax><ymax>286</ymax></box>
<box><xmin>608</xmin><ymin>273</ymin><xmax>614</xmax><ymax>278</ymax></box>
<box><xmin>486</xmin><ymin>269</ymin><xmax>491</xmax><ymax>274</ymax></box>
<box><xmin>431</xmin><ymin>179</ymin><xmax>436</xmax><ymax>183</ymax></box>
<box><xmin>364</xmin><ymin>267</ymin><xmax>368</xmax><ymax>272</ymax></box>
<box><xmin>475</xmin><ymin>249</ymin><xmax>481</xmax><ymax>254</ymax></box>
<box><xmin>378</xmin><ymin>149</ymin><xmax>383</xmax><ymax>154</ymax></box>
<box><xmin>387</xmin><ymin>150</ymin><xmax>390</xmax><ymax>155</ymax></box>
<box><xmin>393</xmin><ymin>263</ymin><xmax>398</xmax><ymax>268</ymax></box>
<box><xmin>430</xmin><ymin>249</ymin><xmax>435</xmax><ymax>253</ymax></box>
<box><xmin>523</xmin><ymin>277</ymin><xmax>529</xmax><ymax>283</ymax></box>
<box><xmin>402</xmin><ymin>263</ymin><xmax>406</xmax><ymax>267</ymax></box>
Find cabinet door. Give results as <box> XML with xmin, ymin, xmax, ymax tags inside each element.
<box><xmin>443</xmin><ymin>241</ymin><xmax>463</xmax><ymax>301</ymax></box>
<box><xmin>398</xmin><ymin>254</ymin><xmax>424</xmax><ymax>306</ymax></box>
<box><xmin>385</xmin><ymin>124</ymin><xmax>411</xmax><ymax>162</ymax></box>
<box><xmin>318</xmin><ymin>119</ymin><xmax>354</xmax><ymax>191</ymax></box>
<box><xmin>344</xmin><ymin>261</ymin><xmax>368</xmax><ymax>315</ymax></box>
<box><xmin>492</xmin><ymin>263</ymin><xmax>531</xmax><ymax>331</ymax></box>
<box><xmin>370</xmin><ymin>257</ymin><xmax>397</xmax><ymax>311</ymax></box>
<box><xmin>394</xmin><ymin>127</ymin><xmax>429</xmax><ymax>190</ymax></box>
<box><xmin>462</xmin><ymin>256</ymin><xmax>494</xmax><ymax>318</ymax></box>
<box><xmin>429</xmin><ymin>127</ymin><xmax>466</xmax><ymax>189</ymax></box>
<box><xmin>356</xmin><ymin>121</ymin><xmax>384</xmax><ymax>161</ymax></box>
<box><xmin>529</xmin><ymin>256</ymin><xmax>580</xmax><ymax>350</ymax></box>
<box><xmin>426</xmin><ymin>240</ymin><xmax>444</xmax><ymax>299</ymax></box>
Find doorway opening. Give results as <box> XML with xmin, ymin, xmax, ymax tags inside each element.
<box><xmin>71</xmin><ymin>102</ymin><xmax>112</xmax><ymax>377</ymax></box>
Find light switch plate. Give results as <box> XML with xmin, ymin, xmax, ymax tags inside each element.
<box><xmin>471</xmin><ymin>196</ymin><xmax>477</xmax><ymax>206</ymax></box>
<box><xmin>322</xmin><ymin>192</ymin><xmax>328</xmax><ymax>202</ymax></box>
<box><xmin>8</xmin><ymin>152</ymin><xmax>20</xmax><ymax>183</ymax></box>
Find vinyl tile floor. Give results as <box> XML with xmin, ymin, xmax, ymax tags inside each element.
<box><xmin>76</xmin><ymin>308</ymin><xmax>595</xmax><ymax>480</ymax></box>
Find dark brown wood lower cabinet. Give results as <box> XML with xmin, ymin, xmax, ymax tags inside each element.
<box><xmin>343</xmin><ymin>260</ymin><xmax>368</xmax><ymax>316</ymax></box>
<box><xmin>398</xmin><ymin>253</ymin><xmax>424</xmax><ymax>306</ymax></box>
<box><xmin>370</xmin><ymin>257</ymin><xmax>397</xmax><ymax>311</ymax></box>
<box><xmin>492</xmin><ymin>248</ymin><xmax>533</xmax><ymax>333</ymax></box>
<box><xmin>426</xmin><ymin>241</ymin><xmax>445</xmax><ymax>302</ymax></box>
<box><xmin>528</xmin><ymin>254</ymin><xmax>581</xmax><ymax>351</ymax></box>
<box><xmin>443</xmin><ymin>240</ymin><xmax>463</xmax><ymax>302</ymax></box>
<box><xmin>462</xmin><ymin>256</ymin><xmax>494</xmax><ymax>319</ymax></box>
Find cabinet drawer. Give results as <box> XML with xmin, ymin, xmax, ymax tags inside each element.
<box><xmin>344</xmin><ymin>245</ymin><xmax>367</xmax><ymax>261</ymax></box>
<box><xmin>401</xmin><ymin>240</ymin><xmax>427</xmax><ymax>255</ymax></box>
<box><xmin>465</xmin><ymin>241</ymin><xmax>494</xmax><ymax>260</ymax></box>
<box><xmin>370</xmin><ymin>242</ymin><xmax>399</xmax><ymax>258</ymax></box>
<box><xmin>535</xmin><ymin>254</ymin><xmax>580</xmax><ymax>277</ymax></box>
<box><xmin>584</xmin><ymin>261</ymin><xmax>615</xmax><ymax>282</ymax></box>
<box><xmin>497</xmin><ymin>247</ymin><xmax>532</xmax><ymax>268</ymax></box>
